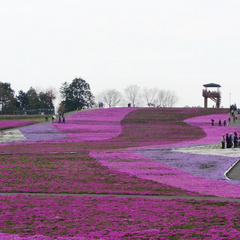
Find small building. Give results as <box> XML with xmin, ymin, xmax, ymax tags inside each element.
<box><xmin>202</xmin><ymin>83</ymin><xmax>221</xmax><ymax>108</ymax></box>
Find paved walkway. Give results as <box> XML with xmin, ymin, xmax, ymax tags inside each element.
<box><xmin>226</xmin><ymin>158</ymin><xmax>240</xmax><ymax>180</ymax></box>
<box><xmin>228</xmin><ymin>111</ymin><xmax>240</xmax><ymax>126</ymax></box>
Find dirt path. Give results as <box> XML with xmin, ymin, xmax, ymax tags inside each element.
<box><xmin>0</xmin><ymin>192</ymin><xmax>239</xmax><ymax>202</ymax></box>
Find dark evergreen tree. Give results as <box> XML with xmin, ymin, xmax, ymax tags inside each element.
<box><xmin>17</xmin><ymin>87</ymin><xmax>56</xmax><ymax>113</ymax></box>
<box><xmin>0</xmin><ymin>82</ymin><xmax>18</xmax><ymax>111</ymax></box>
<box><xmin>17</xmin><ymin>90</ymin><xmax>30</xmax><ymax>110</ymax></box>
<box><xmin>60</xmin><ymin>78</ymin><xmax>95</xmax><ymax>112</ymax></box>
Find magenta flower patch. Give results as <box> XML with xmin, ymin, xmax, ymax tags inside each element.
<box><xmin>52</xmin><ymin>108</ymin><xmax>138</xmax><ymax>141</ymax></box>
<box><xmin>0</xmin><ymin>120</ymin><xmax>37</xmax><ymax>130</ymax></box>
<box><xmin>183</xmin><ymin>114</ymin><xmax>240</xmax><ymax>145</ymax></box>
<box><xmin>0</xmin><ymin>195</ymin><xmax>240</xmax><ymax>239</ymax></box>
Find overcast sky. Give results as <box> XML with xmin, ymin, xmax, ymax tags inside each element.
<box><xmin>1</xmin><ymin>0</ymin><xmax>240</xmax><ymax>108</ymax></box>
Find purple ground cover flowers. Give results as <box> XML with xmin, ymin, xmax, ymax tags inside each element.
<box><xmin>90</xmin><ymin>150</ymin><xmax>240</xmax><ymax>199</ymax></box>
<box><xmin>20</xmin><ymin>123</ymin><xmax>67</xmax><ymax>142</ymax></box>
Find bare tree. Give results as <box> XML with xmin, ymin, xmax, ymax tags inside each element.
<box><xmin>165</xmin><ymin>90</ymin><xmax>178</xmax><ymax>107</ymax></box>
<box><xmin>142</xmin><ymin>87</ymin><xmax>159</xmax><ymax>107</ymax></box>
<box><xmin>155</xmin><ymin>89</ymin><xmax>166</xmax><ymax>107</ymax></box>
<box><xmin>155</xmin><ymin>90</ymin><xmax>178</xmax><ymax>108</ymax></box>
<box><xmin>99</xmin><ymin>89</ymin><xmax>122</xmax><ymax>107</ymax></box>
<box><xmin>124</xmin><ymin>85</ymin><xmax>142</xmax><ymax>107</ymax></box>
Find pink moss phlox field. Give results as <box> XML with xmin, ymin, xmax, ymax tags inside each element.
<box><xmin>0</xmin><ymin>153</ymin><xmax>195</xmax><ymax>196</ymax></box>
<box><xmin>90</xmin><ymin>151</ymin><xmax>240</xmax><ymax>198</ymax></box>
<box><xmin>0</xmin><ymin>120</ymin><xmax>37</xmax><ymax>130</ymax></box>
<box><xmin>90</xmin><ymin>113</ymin><xmax>240</xmax><ymax>199</ymax></box>
<box><xmin>0</xmin><ymin>195</ymin><xmax>240</xmax><ymax>239</ymax></box>
<box><xmin>52</xmin><ymin>108</ymin><xmax>138</xmax><ymax>141</ymax></box>
<box><xmin>1</xmin><ymin>109</ymin><xmax>240</xmax><ymax>239</ymax></box>
<box><xmin>183</xmin><ymin>114</ymin><xmax>240</xmax><ymax>145</ymax></box>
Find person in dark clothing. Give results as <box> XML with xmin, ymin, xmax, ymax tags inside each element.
<box><xmin>211</xmin><ymin>119</ymin><xmax>214</xmax><ymax>126</ymax></box>
<box><xmin>218</xmin><ymin>120</ymin><xmax>222</xmax><ymax>126</ymax></box>
<box><xmin>229</xmin><ymin>133</ymin><xmax>233</xmax><ymax>148</ymax></box>
<box><xmin>226</xmin><ymin>133</ymin><xmax>230</xmax><ymax>148</ymax></box>
<box><xmin>224</xmin><ymin>120</ymin><xmax>227</xmax><ymax>126</ymax></box>
<box><xmin>234</xmin><ymin>132</ymin><xmax>238</xmax><ymax>148</ymax></box>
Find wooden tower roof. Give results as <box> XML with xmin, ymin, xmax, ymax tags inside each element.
<box><xmin>203</xmin><ymin>83</ymin><xmax>221</xmax><ymax>88</ymax></box>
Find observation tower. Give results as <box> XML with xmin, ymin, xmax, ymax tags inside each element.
<box><xmin>202</xmin><ymin>83</ymin><xmax>221</xmax><ymax>108</ymax></box>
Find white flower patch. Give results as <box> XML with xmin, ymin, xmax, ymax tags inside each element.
<box><xmin>173</xmin><ymin>144</ymin><xmax>240</xmax><ymax>158</ymax></box>
<box><xmin>0</xmin><ymin>129</ymin><xmax>26</xmax><ymax>143</ymax></box>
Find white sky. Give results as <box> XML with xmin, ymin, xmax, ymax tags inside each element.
<box><xmin>1</xmin><ymin>0</ymin><xmax>240</xmax><ymax>108</ymax></box>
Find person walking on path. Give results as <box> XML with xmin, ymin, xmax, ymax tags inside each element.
<box><xmin>221</xmin><ymin>134</ymin><xmax>225</xmax><ymax>149</ymax></box>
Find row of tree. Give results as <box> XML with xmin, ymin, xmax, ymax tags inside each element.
<box><xmin>97</xmin><ymin>85</ymin><xmax>178</xmax><ymax>108</ymax></box>
<box><xmin>0</xmin><ymin>78</ymin><xmax>178</xmax><ymax>114</ymax></box>
<box><xmin>0</xmin><ymin>82</ymin><xmax>56</xmax><ymax>114</ymax></box>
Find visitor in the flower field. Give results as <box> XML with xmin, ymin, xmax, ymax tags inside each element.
<box><xmin>58</xmin><ymin>116</ymin><xmax>61</xmax><ymax>123</ymax></box>
<box><xmin>226</xmin><ymin>133</ymin><xmax>230</xmax><ymax>148</ymax></box>
<box><xmin>233</xmin><ymin>115</ymin><xmax>236</xmax><ymax>123</ymax></box>
<box><xmin>233</xmin><ymin>132</ymin><xmax>238</xmax><ymax>148</ymax></box>
<box><xmin>224</xmin><ymin>120</ymin><xmax>227</xmax><ymax>126</ymax></box>
<box><xmin>221</xmin><ymin>134</ymin><xmax>225</xmax><ymax>149</ymax></box>
<box><xmin>218</xmin><ymin>120</ymin><xmax>222</xmax><ymax>126</ymax></box>
<box><xmin>211</xmin><ymin>119</ymin><xmax>214</xmax><ymax>126</ymax></box>
<box><xmin>229</xmin><ymin>133</ymin><xmax>233</xmax><ymax>147</ymax></box>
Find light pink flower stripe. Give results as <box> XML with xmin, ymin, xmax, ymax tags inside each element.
<box><xmin>53</xmin><ymin>108</ymin><xmax>138</xmax><ymax>141</ymax></box>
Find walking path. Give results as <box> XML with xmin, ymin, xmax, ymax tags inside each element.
<box><xmin>226</xmin><ymin>158</ymin><xmax>240</xmax><ymax>180</ymax></box>
<box><xmin>0</xmin><ymin>192</ymin><xmax>240</xmax><ymax>202</ymax></box>
<box><xmin>228</xmin><ymin>111</ymin><xmax>240</xmax><ymax>126</ymax></box>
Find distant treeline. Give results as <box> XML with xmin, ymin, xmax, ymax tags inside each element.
<box><xmin>0</xmin><ymin>78</ymin><xmax>95</xmax><ymax>115</ymax></box>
